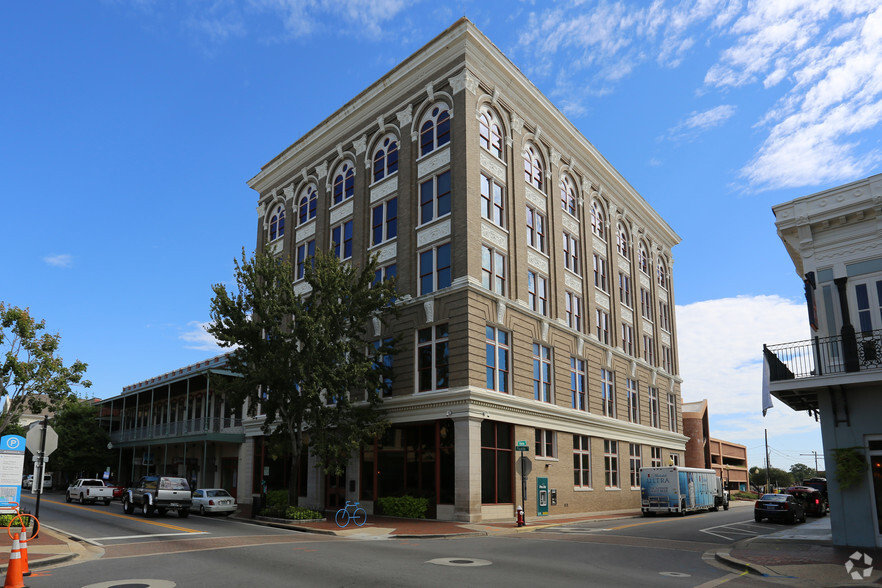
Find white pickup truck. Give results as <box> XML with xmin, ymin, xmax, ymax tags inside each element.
<box><xmin>66</xmin><ymin>479</ymin><xmax>114</xmax><ymax>505</ymax></box>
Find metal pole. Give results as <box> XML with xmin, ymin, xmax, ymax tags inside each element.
<box><xmin>764</xmin><ymin>429</ymin><xmax>771</xmax><ymax>494</ymax></box>
<box><xmin>35</xmin><ymin>415</ymin><xmax>48</xmax><ymax>518</ymax></box>
<box><xmin>520</xmin><ymin>455</ymin><xmax>527</xmax><ymax>525</ymax></box>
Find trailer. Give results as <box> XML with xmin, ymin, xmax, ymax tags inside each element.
<box><xmin>640</xmin><ymin>466</ymin><xmax>726</xmax><ymax>516</ymax></box>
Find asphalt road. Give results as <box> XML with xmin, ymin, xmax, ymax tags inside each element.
<box><xmin>18</xmin><ymin>498</ymin><xmax>803</xmax><ymax>588</ymax></box>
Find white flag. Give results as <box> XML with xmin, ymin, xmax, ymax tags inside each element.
<box><xmin>762</xmin><ymin>352</ymin><xmax>773</xmax><ymax>417</ymax></box>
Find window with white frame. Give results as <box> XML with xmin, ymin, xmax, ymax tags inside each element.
<box><xmin>523</xmin><ymin>143</ymin><xmax>544</xmax><ymax>190</ymax></box>
<box><xmin>604</xmin><ymin>440</ymin><xmax>619</xmax><ymax>488</ymax></box>
<box><xmin>649</xmin><ymin>387</ymin><xmax>660</xmax><ymax>428</ymax></box>
<box><xmin>332</xmin><ymin>162</ymin><xmax>355</xmax><ymax>206</ymax></box>
<box><xmin>298</xmin><ymin>185</ymin><xmax>318</xmax><ymax>225</ymax></box>
<box><xmin>662</xmin><ymin>345</ymin><xmax>673</xmax><ymax>374</ymax></box>
<box><xmin>296</xmin><ymin>239</ymin><xmax>315</xmax><ymax>281</ymax></box>
<box><xmin>331</xmin><ymin>220</ymin><xmax>353</xmax><ymax>260</ymax></box>
<box><xmin>640</xmin><ymin>288</ymin><xmax>653</xmax><ymax>321</ymax></box>
<box><xmin>657</xmin><ymin>258</ymin><xmax>668</xmax><ymax>289</ymax></box>
<box><xmin>419</xmin><ymin>170</ymin><xmax>451</xmax><ymax>225</ymax></box>
<box><xmin>480</xmin><ymin>173</ymin><xmax>505</xmax><ymax>228</ymax></box>
<box><xmin>419</xmin><ymin>242</ymin><xmax>451</xmax><ymax>295</ymax></box>
<box><xmin>574</xmin><ymin>435</ymin><xmax>591</xmax><ymax>488</ymax></box>
<box><xmin>590</xmin><ymin>200</ymin><xmax>605</xmax><ymax>240</ymax></box>
<box><xmin>643</xmin><ymin>335</ymin><xmax>655</xmax><ymax>365</ymax></box>
<box><xmin>479</xmin><ymin>108</ymin><xmax>503</xmax><ymax>160</ymax></box>
<box><xmin>622</xmin><ymin>323</ymin><xmax>634</xmax><ymax>356</ymax></box>
<box><xmin>638</xmin><ymin>241</ymin><xmax>649</xmax><ymax>274</ymax></box>
<box><xmin>560</xmin><ymin>174</ymin><xmax>577</xmax><ymax>217</ymax></box>
<box><xmin>651</xmin><ymin>446</ymin><xmax>662</xmax><ymax>467</ymax></box>
<box><xmin>535</xmin><ymin>428</ymin><xmax>556</xmax><ymax>458</ymax></box>
<box><xmin>627</xmin><ymin>379</ymin><xmax>639</xmax><ymax>423</ymax></box>
<box><xmin>619</xmin><ymin>272</ymin><xmax>632</xmax><ymax>308</ymax></box>
<box><xmin>268</xmin><ymin>204</ymin><xmax>285</xmax><ymax>242</ymax></box>
<box><xmin>526</xmin><ymin>206</ymin><xmax>546</xmax><ymax>253</ymax></box>
<box><xmin>596</xmin><ymin>309</ymin><xmax>610</xmax><ymax>344</ymax></box>
<box><xmin>373</xmin><ymin>262</ymin><xmax>396</xmax><ymax>285</ymax></box>
<box><xmin>601</xmin><ymin>368</ymin><xmax>615</xmax><ymax>418</ymax></box>
<box><xmin>481</xmin><ymin>245</ymin><xmax>507</xmax><ymax>295</ymax></box>
<box><xmin>371</xmin><ymin>197</ymin><xmax>398</xmax><ymax>246</ymax></box>
<box><xmin>563</xmin><ymin>232</ymin><xmax>581</xmax><ymax>275</ymax></box>
<box><xmin>671</xmin><ymin>454</ymin><xmax>680</xmax><ymax>466</ymax></box>
<box><xmin>372</xmin><ymin>337</ymin><xmax>394</xmax><ymax>397</ymax></box>
<box><xmin>566</xmin><ymin>291</ymin><xmax>583</xmax><ymax>331</ymax></box>
<box><xmin>420</xmin><ymin>104</ymin><xmax>451</xmax><ymax>157</ymax></box>
<box><xmin>593</xmin><ymin>253</ymin><xmax>608</xmax><ymax>292</ymax></box>
<box><xmin>667</xmin><ymin>393</ymin><xmax>678</xmax><ymax>432</ymax></box>
<box><xmin>485</xmin><ymin>326</ymin><xmax>510</xmax><ymax>393</ymax></box>
<box><xmin>527</xmin><ymin>270</ymin><xmax>548</xmax><ymax>316</ymax></box>
<box><xmin>372</xmin><ymin>134</ymin><xmax>399</xmax><ymax>183</ymax></box>
<box><xmin>629</xmin><ymin>444</ymin><xmax>641</xmax><ymax>488</ymax></box>
<box><xmin>853</xmin><ymin>277</ymin><xmax>882</xmax><ymax>332</ymax></box>
<box><xmin>571</xmin><ymin>357</ymin><xmax>586</xmax><ymax>410</ymax></box>
<box><xmin>659</xmin><ymin>301</ymin><xmax>671</xmax><ymax>332</ymax></box>
<box><xmin>417</xmin><ymin>323</ymin><xmax>448</xmax><ymax>392</ymax></box>
<box><xmin>533</xmin><ymin>343</ymin><xmax>552</xmax><ymax>403</ymax></box>
<box><xmin>616</xmin><ymin>222</ymin><xmax>630</xmax><ymax>259</ymax></box>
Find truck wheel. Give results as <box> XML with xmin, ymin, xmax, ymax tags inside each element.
<box><xmin>178</xmin><ymin>508</ymin><xmax>190</xmax><ymax>518</ymax></box>
<box><xmin>65</xmin><ymin>493</ymin><xmax>72</xmax><ymax>503</ymax></box>
<box><xmin>142</xmin><ymin>502</ymin><xmax>155</xmax><ymax>517</ymax></box>
<box><xmin>723</xmin><ymin>502</ymin><xmax>729</xmax><ymax>511</ymax></box>
<box><xmin>123</xmin><ymin>498</ymin><xmax>134</xmax><ymax>514</ymax></box>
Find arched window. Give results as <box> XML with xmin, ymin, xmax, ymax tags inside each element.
<box><xmin>298</xmin><ymin>185</ymin><xmax>317</xmax><ymax>226</ymax></box>
<box><xmin>420</xmin><ymin>104</ymin><xmax>451</xmax><ymax>157</ymax></box>
<box><xmin>523</xmin><ymin>144</ymin><xmax>544</xmax><ymax>190</ymax></box>
<box><xmin>479</xmin><ymin>108</ymin><xmax>503</xmax><ymax>159</ymax></box>
<box><xmin>332</xmin><ymin>163</ymin><xmax>355</xmax><ymax>206</ymax></box>
<box><xmin>657</xmin><ymin>258</ymin><xmax>668</xmax><ymax>289</ymax></box>
<box><xmin>269</xmin><ymin>204</ymin><xmax>285</xmax><ymax>241</ymax></box>
<box><xmin>616</xmin><ymin>223</ymin><xmax>630</xmax><ymax>259</ymax></box>
<box><xmin>560</xmin><ymin>174</ymin><xmax>577</xmax><ymax>217</ymax></box>
<box><xmin>373</xmin><ymin>134</ymin><xmax>399</xmax><ymax>183</ymax></box>
<box><xmin>638</xmin><ymin>241</ymin><xmax>649</xmax><ymax>274</ymax></box>
<box><xmin>590</xmin><ymin>200</ymin><xmax>605</xmax><ymax>240</ymax></box>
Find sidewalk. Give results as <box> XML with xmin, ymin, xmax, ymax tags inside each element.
<box><xmin>0</xmin><ymin>526</ymin><xmax>95</xmax><ymax>571</ymax></box>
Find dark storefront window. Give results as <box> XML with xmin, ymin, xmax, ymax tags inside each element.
<box><xmin>481</xmin><ymin>420</ymin><xmax>513</xmax><ymax>503</ymax></box>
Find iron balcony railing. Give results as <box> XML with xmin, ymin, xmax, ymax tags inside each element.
<box><xmin>109</xmin><ymin>416</ymin><xmax>243</xmax><ymax>443</ymax></box>
<box><xmin>765</xmin><ymin>328</ymin><xmax>882</xmax><ymax>381</ymax></box>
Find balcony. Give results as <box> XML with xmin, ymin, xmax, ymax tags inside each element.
<box><xmin>109</xmin><ymin>416</ymin><xmax>245</xmax><ymax>446</ymax></box>
<box><xmin>765</xmin><ymin>328</ymin><xmax>882</xmax><ymax>411</ymax></box>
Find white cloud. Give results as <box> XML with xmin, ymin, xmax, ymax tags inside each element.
<box><xmin>179</xmin><ymin>321</ymin><xmax>231</xmax><ymax>352</ymax></box>
<box><xmin>248</xmin><ymin>0</ymin><xmax>414</xmax><ymax>39</ymax></box>
<box><xmin>677</xmin><ymin>295</ymin><xmax>822</xmax><ymax>468</ymax></box>
<box><xmin>43</xmin><ymin>254</ymin><xmax>73</xmax><ymax>268</ymax></box>
<box><xmin>667</xmin><ymin>104</ymin><xmax>736</xmax><ymax>140</ymax></box>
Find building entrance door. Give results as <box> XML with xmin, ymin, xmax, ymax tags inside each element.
<box><xmin>221</xmin><ymin>457</ymin><xmax>237</xmax><ymax>499</ymax></box>
<box><xmin>325</xmin><ymin>469</ymin><xmax>346</xmax><ymax>510</ymax></box>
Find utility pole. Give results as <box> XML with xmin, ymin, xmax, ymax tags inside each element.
<box><xmin>800</xmin><ymin>451</ymin><xmax>822</xmax><ymax>473</ymax></box>
<box><xmin>764</xmin><ymin>429</ymin><xmax>771</xmax><ymax>493</ymax></box>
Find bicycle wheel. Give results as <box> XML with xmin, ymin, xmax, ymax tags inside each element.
<box><xmin>335</xmin><ymin>508</ymin><xmax>349</xmax><ymax>528</ymax></box>
<box><xmin>352</xmin><ymin>508</ymin><xmax>367</xmax><ymax>527</ymax></box>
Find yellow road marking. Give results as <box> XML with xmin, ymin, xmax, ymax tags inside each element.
<box><xmin>19</xmin><ymin>495</ymin><xmax>201</xmax><ymax>533</ymax></box>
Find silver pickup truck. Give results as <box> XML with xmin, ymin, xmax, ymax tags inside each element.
<box><xmin>122</xmin><ymin>475</ymin><xmax>192</xmax><ymax>518</ymax></box>
<box><xmin>66</xmin><ymin>478</ymin><xmax>114</xmax><ymax>505</ymax></box>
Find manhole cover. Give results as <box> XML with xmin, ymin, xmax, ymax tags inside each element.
<box><xmin>660</xmin><ymin>572</ymin><xmax>691</xmax><ymax>577</ymax></box>
<box><xmin>427</xmin><ymin>558</ymin><xmax>492</xmax><ymax>567</ymax></box>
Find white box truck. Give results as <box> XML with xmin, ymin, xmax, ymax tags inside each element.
<box><xmin>640</xmin><ymin>466</ymin><xmax>727</xmax><ymax>516</ymax></box>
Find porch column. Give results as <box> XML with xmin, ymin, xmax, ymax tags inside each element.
<box><xmin>834</xmin><ymin>277</ymin><xmax>860</xmax><ymax>371</ymax></box>
<box><xmin>453</xmin><ymin>415</ymin><xmax>482</xmax><ymax>522</ymax></box>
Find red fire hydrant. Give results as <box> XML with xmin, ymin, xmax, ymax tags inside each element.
<box><xmin>516</xmin><ymin>505</ymin><xmax>525</xmax><ymax>527</ymax></box>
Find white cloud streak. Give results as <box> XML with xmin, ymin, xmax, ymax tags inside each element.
<box><xmin>667</xmin><ymin>104</ymin><xmax>736</xmax><ymax>140</ymax></box>
<box><xmin>43</xmin><ymin>254</ymin><xmax>74</xmax><ymax>268</ymax></box>
<box><xmin>179</xmin><ymin>321</ymin><xmax>231</xmax><ymax>352</ymax></box>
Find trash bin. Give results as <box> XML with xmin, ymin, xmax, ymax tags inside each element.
<box><xmin>251</xmin><ymin>493</ymin><xmax>262</xmax><ymax>518</ymax></box>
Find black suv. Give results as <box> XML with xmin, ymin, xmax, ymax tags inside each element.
<box><xmin>122</xmin><ymin>475</ymin><xmax>192</xmax><ymax>518</ymax></box>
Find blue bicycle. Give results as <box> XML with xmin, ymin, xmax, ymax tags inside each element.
<box><xmin>334</xmin><ymin>501</ymin><xmax>367</xmax><ymax>528</ymax></box>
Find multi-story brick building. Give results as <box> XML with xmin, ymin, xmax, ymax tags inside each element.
<box><xmin>98</xmin><ymin>18</ymin><xmax>686</xmax><ymax>522</ymax></box>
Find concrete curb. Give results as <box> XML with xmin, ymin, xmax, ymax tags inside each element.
<box><xmin>713</xmin><ymin>550</ymin><xmax>777</xmax><ymax>577</ymax></box>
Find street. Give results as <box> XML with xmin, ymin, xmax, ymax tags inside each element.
<box><xmin>15</xmin><ymin>497</ymin><xmax>796</xmax><ymax>587</ymax></box>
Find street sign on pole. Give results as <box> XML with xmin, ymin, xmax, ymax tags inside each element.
<box><xmin>26</xmin><ymin>424</ymin><xmax>57</xmax><ymax>457</ymax></box>
<box><xmin>515</xmin><ymin>440</ymin><xmax>528</xmax><ymax>451</ymax></box>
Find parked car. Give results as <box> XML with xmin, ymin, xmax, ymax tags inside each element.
<box><xmin>104</xmin><ymin>481</ymin><xmax>126</xmax><ymax>500</ymax></box>
<box><xmin>755</xmin><ymin>493</ymin><xmax>806</xmax><ymax>524</ymax></box>
<box><xmin>122</xmin><ymin>476</ymin><xmax>192</xmax><ymax>518</ymax></box>
<box><xmin>802</xmin><ymin>477</ymin><xmax>828</xmax><ymax>502</ymax></box>
<box><xmin>190</xmin><ymin>488</ymin><xmax>237</xmax><ymax>516</ymax></box>
<box><xmin>785</xmin><ymin>486</ymin><xmax>827</xmax><ymax>516</ymax></box>
<box><xmin>21</xmin><ymin>475</ymin><xmax>33</xmax><ymax>489</ymax></box>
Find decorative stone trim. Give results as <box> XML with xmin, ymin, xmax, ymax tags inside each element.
<box><xmin>353</xmin><ymin>135</ymin><xmax>367</xmax><ymax>155</ymax></box>
<box><xmin>315</xmin><ymin>162</ymin><xmax>328</xmax><ymax>180</ymax></box>
<box><xmin>561</xmin><ymin>214</ymin><xmax>578</xmax><ymax>234</ymax></box>
<box><xmin>417</xmin><ymin>147</ymin><xmax>450</xmax><ymax>178</ymax></box>
<box><xmin>527</xmin><ymin>250</ymin><xmax>549</xmax><ymax>273</ymax></box>
<box><xmin>595</xmin><ymin>291</ymin><xmax>610</xmax><ymax>311</ymax></box>
<box><xmin>496</xmin><ymin>300</ymin><xmax>506</xmax><ymax>324</ymax></box>
<box><xmin>416</xmin><ymin>218</ymin><xmax>451</xmax><ymax>247</ymax></box>
<box><xmin>479</xmin><ymin>152</ymin><xmax>506</xmax><ymax>181</ymax></box>
<box><xmin>397</xmin><ymin>105</ymin><xmax>413</xmax><ymax>127</ymax></box>
<box><xmin>370</xmin><ymin>175</ymin><xmax>398</xmax><ymax>203</ymax></box>
<box><xmin>424</xmin><ymin>299</ymin><xmax>434</xmax><ymax>323</ymax></box>
<box><xmin>329</xmin><ymin>200</ymin><xmax>354</xmax><ymax>225</ymax></box>
<box><xmin>481</xmin><ymin>222</ymin><xmax>508</xmax><ymax>251</ymax></box>
<box><xmin>525</xmin><ymin>185</ymin><xmax>546</xmax><ymax>211</ymax></box>
<box><xmin>296</xmin><ymin>221</ymin><xmax>316</xmax><ymax>241</ymax></box>
<box><xmin>373</xmin><ymin>241</ymin><xmax>397</xmax><ymax>263</ymax></box>
<box><xmin>564</xmin><ymin>272</ymin><xmax>582</xmax><ymax>291</ymax></box>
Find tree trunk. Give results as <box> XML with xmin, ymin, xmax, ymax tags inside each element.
<box><xmin>288</xmin><ymin>436</ymin><xmax>301</xmax><ymax>507</ymax></box>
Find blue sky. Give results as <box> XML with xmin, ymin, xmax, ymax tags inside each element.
<box><xmin>4</xmin><ymin>1</ymin><xmax>881</xmax><ymax>474</ymax></box>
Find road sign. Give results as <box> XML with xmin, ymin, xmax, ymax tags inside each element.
<box><xmin>26</xmin><ymin>424</ymin><xmax>58</xmax><ymax>456</ymax></box>
<box><xmin>515</xmin><ymin>440</ymin><xmax>529</xmax><ymax>451</ymax></box>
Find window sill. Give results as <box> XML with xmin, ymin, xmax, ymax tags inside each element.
<box><xmin>573</xmin><ymin>487</ymin><xmax>594</xmax><ymax>492</ymax></box>
<box><xmin>369</xmin><ymin>172</ymin><xmax>399</xmax><ymax>190</ymax></box>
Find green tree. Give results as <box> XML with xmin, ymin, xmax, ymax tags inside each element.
<box><xmin>789</xmin><ymin>463</ymin><xmax>816</xmax><ymax>483</ymax></box>
<box><xmin>0</xmin><ymin>303</ymin><xmax>90</xmax><ymax>435</ymax></box>
<box><xmin>208</xmin><ymin>249</ymin><xmax>397</xmax><ymax>506</ymax></box>
<box><xmin>749</xmin><ymin>467</ymin><xmax>794</xmax><ymax>490</ymax></box>
<box><xmin>51</xmin><ymin>400</ymin><xmax>113</xmax><ymax>482</ymax></box>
